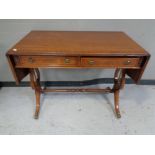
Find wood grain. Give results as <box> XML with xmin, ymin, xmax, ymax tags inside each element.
<box><xmin>81</xmin><ymin>57</ymin><xmax>141</xmax><ymax>68</ymax></box>
<box><xmin>7</xmin><ymin>31</ymin><xmax>149</xmax><ymax>56</ymax></box>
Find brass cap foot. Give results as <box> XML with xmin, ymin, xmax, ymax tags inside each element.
<box><xmin>34</xmin><ymin>112</ymin><xmax>39</xmax><ymax>119</ymax></box>
<box><xmin>116</xmin><ymin>111</ymin><xmax>121</xmax><ymax>118</ymax></box>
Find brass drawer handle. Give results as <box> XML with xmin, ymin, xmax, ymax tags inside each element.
<box><xmin>124</xmin><ymin>60</ymin><xmax>131</xmax><ymax>65</ymax></box>
<box><xmin>28</xmin><ymin>57</ymin><xmax>35</xmax><ymax>63</ymax></box>
<box><xmin>88</xmin><ymin>60</ymin><xmax>95</xmax><ymax>65</ymax></box>
<box><xmin>64</xmin><ymin>58</ymin><xmax>70</xmax><ymax>64</ymax></box>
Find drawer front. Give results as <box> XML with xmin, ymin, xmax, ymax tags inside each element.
<box><xmin>81</xmin><ymin>57</ymin><xmax>141</xmax><ymax>68</ymax></box>
<box><xmin>16</xmin><ymin>56</ymin><xmax>79</xmax><ymax>68</ymax></box>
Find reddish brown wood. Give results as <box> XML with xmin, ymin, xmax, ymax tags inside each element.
<box><xmin>34</xmin><ymin>89</ymin><xmax>40</xmax><ymax>119</ymax></box>
<box><xmin>126</xmin><ymin>55</ymin><xmax>150</xmax><ymax>83</ymax></box>
<box><xmin>6</xmin><ymin>31</ymin><xmax>150</xmax><ymax>119</ymax></box>
<box><xmin>114</xmin><ymin>89</ymin><xmax>121</xmax><ymax>118</ymax></box>
<box><xmin>30</xmin><ymin>68</ymin><xmax>125</xmax><ymax>119</ymax></box>
<box><xmin>30</xmin><ymin>69</ymin><xmax>41</xmax><ymax>119</ymax></box>
<box><xmin>113</xmin><ymin>69</ymin><xmax>122</xmax><ymax>118</ymax></box>
<box><xmin>81</xmin><ymin>57</ymin><xmax>141</xmax><ymax>68</ymax></box>
<box><xmin>7</xmin><ymin>31</ymin><xmax>148</xmax><ymax>56</ymax></box>
<box><xmin>43</xmin><ymin>87</ymin><xmax>112</xmax><ymax>93</ymax></box>
<box><xmin>6</xmin><ymin>55</ymin><xmax>29</xmax><ymax>84</ymax></box>
<box><xmin>15</xmin><ymin>56</ymin><xmax>142</xmax><ymax>69</ymax></box>
<box><xmin>6</xmin><ymin>31</ymin><xmax>150</xmax><ymax>83</ymax></box>
<box><xmin>16</xmin><ymin>56</ymin><xmax>80</xmax><ymax>68</ymax></box>
<box><xmin>120</xmin><ymin>69</ymin><xmax>126</xmax><ymax>89</ymax></box>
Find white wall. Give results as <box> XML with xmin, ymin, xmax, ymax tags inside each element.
<box><xmin>0</xmin><ymin>19</ymin><xmax>154</xmax><ymax>81</ymax></box>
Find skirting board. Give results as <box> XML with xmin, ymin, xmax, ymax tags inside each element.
<box><xmin>0</xmin><ymin>78</ymin><xmax>155</xmax><ymax>87</ymax></box>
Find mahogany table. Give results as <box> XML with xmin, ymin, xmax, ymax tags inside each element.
<box><xmin>6</xmin><ymin>31</ymin><xmax>150</xmax><ymax>119</ymax></box>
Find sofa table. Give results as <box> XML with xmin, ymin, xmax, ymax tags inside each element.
<box><xmin>6</xmin><ymin>31</ymin><xmax>150</xmax><ymax>119</ymax></box>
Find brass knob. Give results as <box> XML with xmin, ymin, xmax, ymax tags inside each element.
<box><xmin>124</xmin><ymin>60</ymin><xmax>131</xmax><ymax>65</ymax></box>
<box><xmin>64</xmin><ymin>58</ymin><xmax>70</xmax><ymax>64</ymax></box>
<box><xmin>88</xmin><ymin>60</ymin><xmax>95</xmax><ymax>65</ymax></box>
<box><xmin>28</xmin><ymin>57</ymin><xmax>34</xmax><ymax>63</ymax></box>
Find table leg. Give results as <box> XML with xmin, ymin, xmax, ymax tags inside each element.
<box><xmin>114</xmin><ymin>88</ymin><xmax>121</xmax><ymax>118</ymax></box>
<box><xmin>30</xmin><ymin>68</ymin><xmax>41</xmax><ymax>119</ymax></box>
<box><xmin>120</xmin><ymin>69</ymin><xmax>126</xmax><ymax>89</ymax></box>
<box><xmin>34</xmin><ymin>89</ymin><xmax>40</xmax><ymax>119</ymax></box>
<box><xmin>113</xmin><ymin>69</ymin><xmax>125</xmax><ymax>118</ymax></box>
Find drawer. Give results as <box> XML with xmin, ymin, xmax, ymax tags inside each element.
<box><xmin>81</xmin><ymin>57</ymin><xmax>141</xmax><ymax>68</ymax></box>
<box><xmin>16</xmin><ymin>56</ymin><xmax>79</xmax><ymax>68</ymax></box>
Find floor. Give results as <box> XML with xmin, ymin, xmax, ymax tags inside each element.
<box><xmin>0</xmin><ymin>85</ymin><xmax>155</xmax><ymax>135</ymax></box>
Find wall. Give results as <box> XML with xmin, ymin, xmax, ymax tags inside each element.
<box><xmin>0</xmin><ymin>19</ymin><xmax>154</xmax><ymax>82</ymax></box>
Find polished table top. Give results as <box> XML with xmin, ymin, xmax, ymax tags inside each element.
<box><xmin>8</xmin><ymin>31</ymin><xmax>148</xmax><ymax>56</ymax></box>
